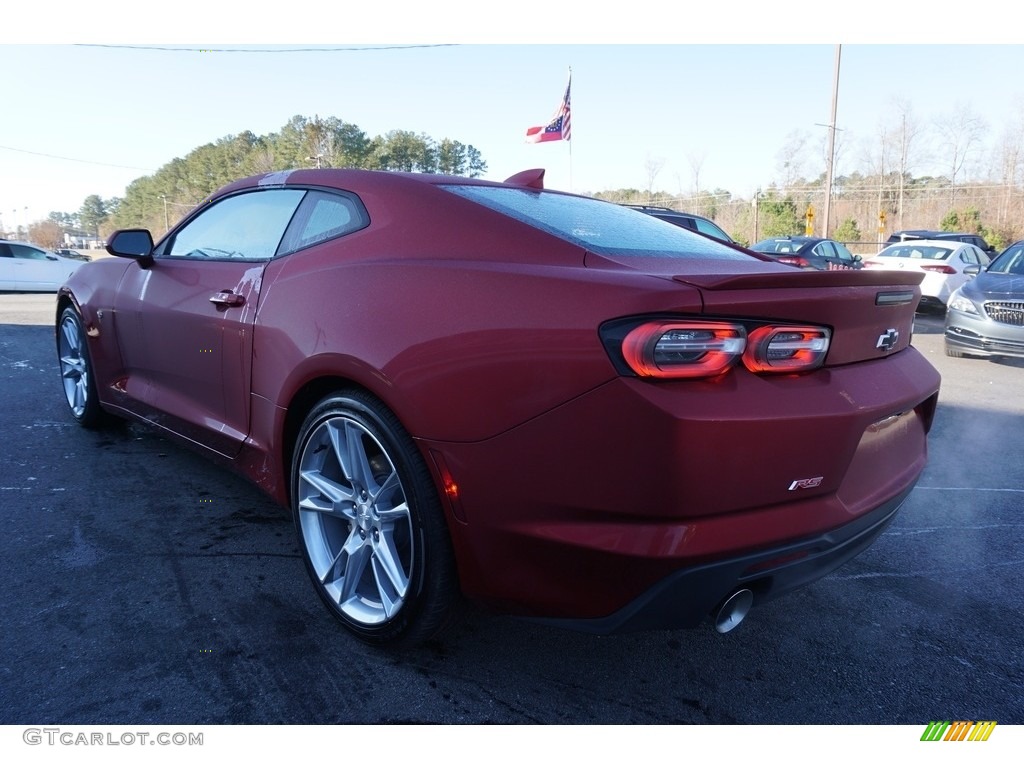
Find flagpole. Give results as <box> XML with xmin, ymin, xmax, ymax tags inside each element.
<box><xmin>569</xmin><ymin>138</ymin><xmax>573</xmax><ymax>192</ymax></box>
<box><xmin>567</xmin><ymin>67</ymin><xmax>573</xmax><ymax>192</ymax></box>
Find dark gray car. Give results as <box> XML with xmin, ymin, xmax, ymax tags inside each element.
<box><xmin>945</xmin><ymin>240</ymin><xmax>1024</xmax><ymax>359</ymax></box>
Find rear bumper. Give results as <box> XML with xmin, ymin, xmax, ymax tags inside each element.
<box><xmin>534</xmin><ymin>485</ymin><xmax>910</xmax><ymax>634</ymax></box>
<box><xmin>426</xmin><ymin>346</ymin><xmax>940</xmax><ymax>626</ymax></box>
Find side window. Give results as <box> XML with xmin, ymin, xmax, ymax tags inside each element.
<box><xmin>694</xmin><ymin>218</ymin><xmax>731</xmax><ymax>242</ymax></box>
<box><xmin>278</xmin><ymin>190</ymin><xmax>369</xmax><ymax>254</ymax></box>
<box><xmin>961</xmin><ymin>248</ymin><xmax>979</xmax><ymax>265</ymax></box>
<box><xmin>834</xmin><ymin>242</ymin><xmax>855</xmax><ymax>262</ymax></box>
<box><xmin>9</xmin><ymin>244</ymin><xmax>49</xmax><ymax>260</ymax></box>
<box><xmin>162</xmin><ymin>189</ymin><xmax>306</xmax><ymax>261</ymax></box>
<box><xmin>814</xmin><ymin>242</ymin><xmax>837</xmax><ymax>258</ymax></box>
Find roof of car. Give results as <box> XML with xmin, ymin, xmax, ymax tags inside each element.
<box><xmin>878</xmin><ymin>239</ymin><xmax>966</xmax><ymax>250</ymax></box>
<box><xmin>623</xmin><ymin>205</ymin><xmax>716</xmax><ymax>221</ymax></box>
<box><xmin>889</xmin><ymin>230</ymin><xmax>987</xmax><ymax>242</ymax></box>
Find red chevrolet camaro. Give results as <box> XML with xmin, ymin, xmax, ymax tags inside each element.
<box><xmin>56</xmin><ymin>168</ymin><xmax>941</xmax><ymax>646</ymax></box>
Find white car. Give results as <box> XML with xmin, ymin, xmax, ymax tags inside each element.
<box><xmin>0</xmin><ymin>240</ymin><xmax>87</xmax><ymax>291</ymax></box>
<box><xmin>861</xmin><ymin>239</ymin><xmax>987</xmax><ymax>310</ymax></box>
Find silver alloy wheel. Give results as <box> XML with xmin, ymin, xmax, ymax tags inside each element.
<box><xmin>58</xmin><ymin>313</ymin><xmax>89</xmax><ymax>418</ymax></box>
<box><xmin>296</xmin><ymin>416</ymin><xmax>414</xmax><ymax>626</ymax></box>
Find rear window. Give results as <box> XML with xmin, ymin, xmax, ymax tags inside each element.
<box><xmin>753</xmin><ymin>239</ymin><xmax>807</xmax><ymax>254</ymax></box>
<box><xmin>443</xmin><ymin>185</ymin><xmax>751</xmax><ymax>261</ymax></box>
<box><xmin>878</xmin><ymin>244</ymin><xmax>953</xmax><ymax>260</ymax></box>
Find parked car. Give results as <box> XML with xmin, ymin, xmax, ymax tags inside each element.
<box><xmin>624</xmin><ymin>205</ymin><xmax>736</xmax><ymax>244</ymax></box>
<box><xmin>0</xmin><ymin>239</ymin><xmax>87</xmax><ymax>291</ymax></box>
<box><xmin>750</xmin><ymin>236</ymin><xmax>862</xmax><ymax>270</ymax></box>
<box><xmin>54</xmin><ymin>248</ymin><xmax>90</xmax><ymax>261</ymax></box>
<box><xmin>886</xmin><ymin>230</ymin><xmax>995</xmax><ymax>261</ymax></box>
<box><xmin>56</xmin><ymin>168</ymin><xmax>940</xmax><ymax>647</ymax></box>
<box><xmin>945</xmin><ymin>239</ymin><xmax>1024</xmax><ymax>359</ymax></box>
<box><xmin>862</xmin><ymin>239</ymin><xmax>987</xmax><ymax>311</ymax></box>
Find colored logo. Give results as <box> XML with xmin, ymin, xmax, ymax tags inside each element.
<box><xmin>920</xmin><ymin>721</ymin><xmax>996</xmax><ymax>742</ymax></box>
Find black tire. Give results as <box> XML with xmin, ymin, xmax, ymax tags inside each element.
<box><xmin>56</xmin><ymin>306</ymin><xmax>109</xmax><ymax>429</ymax></box>
<box><xmin>291</xmin><ymin>389</ymin><xmax>458</xmax><ymax>647</ymax></box>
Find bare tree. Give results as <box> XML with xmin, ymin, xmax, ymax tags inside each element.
<box><xmin>28</xmin><ymin>220</ymin><xmax>64</xmax><ymax>249</ymax></box>
<box><xmin>687</xmin><ymin>151</ymin><xmax>706</xmax><ymax>197</ymax></box>
<box><xmin>936</xmin><ymin>103</ymin><xmax>987</xmax><ymax>206</ymax></box>
<box><xmin>644</xmin><ymin>154</ymin><xmax>665</xmax><ymax>202</ymax></box>
<box><xmin>888</xmin><ymin>97</ymin><xmax>928</xmax><ymax>230</ymax></box>
<box><xmin>993</xmin><ymin>98</ymin><xmax>1024</xmax><ymax>228</ymax></box>
<box><xmin>776</xmin><ymin>130</ymin><xmax>810</xmax><ymax>191</ymax></box>
<box><xmin>859</xmin><ymin>121</ymin><xmax>897</xmax><ymax>247</ymax></box>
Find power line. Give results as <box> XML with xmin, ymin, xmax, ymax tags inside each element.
<box><xmin>74</xmin><ymin>43</ymin><xmax>460</xmax><ymax>54</ymax></box>
<box><xmin>0</xmin><ymin>144</ymin><xmax>153</xmax><ymax>171</ymax></box>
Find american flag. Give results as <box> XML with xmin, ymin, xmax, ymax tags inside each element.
<box><xmin>526</xmin><ymin>74</ymin><xmax>571</xmax><ymax>143</ymax></box>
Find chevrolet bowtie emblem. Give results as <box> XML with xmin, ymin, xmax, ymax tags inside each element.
<box><xmin>876</xmin><ymin>328</ymin><xmax>900</xmax><ymax>351</ymax></box>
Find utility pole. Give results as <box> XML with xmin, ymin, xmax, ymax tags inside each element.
<box><xmin>752</xmin><ymin>188</ymin><xmax>761</xmax><ymax>244</ymax></box>
<box><xmin>160</xmin><ymin>195</ymin><xmax>169</xmax><ymax>233</ymax></box>
<box><xmin>822</xmin><ymin>44</ymin><xmax>841</xmax><ymax>239</ymax></box>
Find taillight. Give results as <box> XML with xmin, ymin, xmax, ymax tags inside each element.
<box><xmin>616</xmin><ymin>321</ymin><xmax>832</xmax><ymax>379</ymax></box>
<box><xmin>920</xmin><ymin>264</ymin><xmax>957</xmax><ymax>274</ymax></box>
<box><xmin>778</xmin><ymin>256</ymin><xmax>811</xmax><ymax>268</ymax></box>
<box><xmin>622</xmin><ymin>321</ymin><xmax>745</xmax><ymax>379</ymax></box>
<box><xmin>742</xmin><ymin>326</ymin><xmax>831</xmax><ymax>373</ymax></box>
<box><xmin>861</xmin><ymin>260</ymin><xmax>882</xmax><ymax>268</ymax></box>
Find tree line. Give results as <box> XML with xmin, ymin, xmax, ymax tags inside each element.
<box><xmin>42</xmin><ymin>114</ymin><xmax>487</xmax><ymax>241</ymax></box>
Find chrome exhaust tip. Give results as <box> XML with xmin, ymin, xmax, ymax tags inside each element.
<box><xmin>714</xmin><ymin>588</ymin><xmax>754</xmax><ymax>633</ymax></box>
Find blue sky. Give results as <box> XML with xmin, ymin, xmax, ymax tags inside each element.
<box><xmin>2</xmin><ymin>4</ymin><xmax>1020</xmax><ymax>231</ymax></box>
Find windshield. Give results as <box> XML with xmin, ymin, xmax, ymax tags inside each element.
<box><xmin>989</xmin><ymin>243</ymin><xmax>1024</xmax><ymax>275</ymax></box>
<box><xmin>443</xmin><ymin>186</ymin><xmax>753</xmax><ymax>261</ymax></box>
<box><xmin>877</xmin><ymin>244</ymin><xmax>953</xmax><ymax>261</ymax></box>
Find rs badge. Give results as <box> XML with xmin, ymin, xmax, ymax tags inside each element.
<box><xmin>789</xmin><ymin>477</ymin><xmax>824</xmax><ymax>491</ymax></box>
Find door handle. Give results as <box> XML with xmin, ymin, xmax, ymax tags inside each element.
<box><xmin>209</xmin><ymin>291</ymin><xmax>245</xmax><ymax>308</ymax></box>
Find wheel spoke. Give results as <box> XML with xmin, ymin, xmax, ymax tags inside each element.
<box><xmin>60</xmin><ymin>356</ymin><xmax>83</xmax><ymax>377</ymax></box>
<box><xmin>61</xmin><ymin>320</ymin><xmax>79</xmax><ymax>353</ymax></box>
<box><xmin>337</xmin><ymin>534</ymin><xmax>373</xmax><ymax>604</ymax></box>
<box><xmin>372</xmin><ymin>528</ymin><xmax>409</xmax><ymax>615</ymax></box>
<box><xmin>376</xmin><ymin>499</ymin><xmax>410</xmax><ymax>525</ymax></box>
<box><xmin>373</xmin><ymin>469</ymin><xmax>400</xmax><ymax>504</ymax></box>
<box><xmin>299</xmin><ymin>468</ymin><xmax>355</xmax><ymax>517</ymax></box>
<box><xmin>328</xmin><ymin>420</ymin><xmax>375</xmax><ymax>493</ymax></box>
<box><xmin>316</xmin><ymin>525</ymin><xmax>363</xmax><ymax>584</ymax></box>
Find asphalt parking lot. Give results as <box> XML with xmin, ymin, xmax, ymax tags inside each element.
<box><xmin>0</xmin><ymin>293</ymin><xmax>1021</xmax><ymax>725</ymax></box>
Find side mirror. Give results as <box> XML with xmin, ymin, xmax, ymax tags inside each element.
<box><xmin>964</xmin><ymin>264</ymin><xmax>982</xmax><ymax>277</ymax></box>
<box><xmin>106</xmin><ymin>229</ymin><xmax>155</xmax><ymax>266</ymax></box>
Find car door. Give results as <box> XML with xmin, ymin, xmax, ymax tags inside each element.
<box><xmin>112</xmin><ymin>188</ymin><xmax>306</xmax><ymax>457</ymax></box>
<box><xmin>7</xmin><ymin>243</ymin><xmax>64</xmax><ymax>290</ymax></box>
<box><xmin>811</xmin><ymin>240</ymin><xmax>838</xmax><ymax>269</ymax></box>
<box><xmin>0</xmin><ymin>242</ymin><xmax>15</xmax><ymax>289</ymax></box>
<box><xmin>832</xmin><ymin>241</ymin><xmax>860</xmax><ymax>269</ymax></box>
